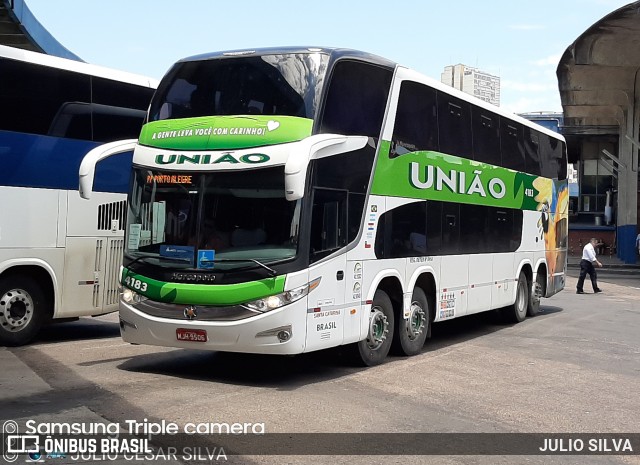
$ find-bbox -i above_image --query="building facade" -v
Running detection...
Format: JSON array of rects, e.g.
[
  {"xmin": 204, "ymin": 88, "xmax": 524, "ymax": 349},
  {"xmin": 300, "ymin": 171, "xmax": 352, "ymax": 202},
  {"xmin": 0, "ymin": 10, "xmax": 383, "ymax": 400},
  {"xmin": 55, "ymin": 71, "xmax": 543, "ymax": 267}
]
[{"xmin": 441, "ymin": 64, "xmax": 500, "ymax": 106}]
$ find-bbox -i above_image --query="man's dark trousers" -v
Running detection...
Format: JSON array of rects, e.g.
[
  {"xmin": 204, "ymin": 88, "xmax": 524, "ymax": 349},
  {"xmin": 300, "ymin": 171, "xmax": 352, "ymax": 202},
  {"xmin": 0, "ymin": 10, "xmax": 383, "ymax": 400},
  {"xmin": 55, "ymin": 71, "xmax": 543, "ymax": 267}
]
[{"xmin": 576, "ymin": 259, "xmax": 598, "ymax": 292}]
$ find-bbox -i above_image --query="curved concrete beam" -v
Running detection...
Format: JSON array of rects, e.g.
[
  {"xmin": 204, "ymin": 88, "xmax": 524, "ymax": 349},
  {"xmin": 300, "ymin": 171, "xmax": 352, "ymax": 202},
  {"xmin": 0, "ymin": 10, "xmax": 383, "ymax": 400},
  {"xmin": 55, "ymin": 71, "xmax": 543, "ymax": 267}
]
[
  {"xmin": 0, "ymin": 0, "xmax": 81, "ymax": 61},
  {"xmin": 557, "ymin": 2, "xmax": 640, "ymax": 121}
]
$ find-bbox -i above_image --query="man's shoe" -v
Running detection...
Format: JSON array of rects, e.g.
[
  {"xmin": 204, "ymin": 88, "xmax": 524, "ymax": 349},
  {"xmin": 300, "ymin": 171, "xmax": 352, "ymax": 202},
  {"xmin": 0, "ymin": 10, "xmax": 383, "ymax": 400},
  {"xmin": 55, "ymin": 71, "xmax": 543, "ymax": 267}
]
[
  {"xmin": 576, "ymin": 290, "xmax": 584, "ymax": 294},
  {"xmin": 594, "ymin": 288, "xmax": 603, "ymax": 293}
]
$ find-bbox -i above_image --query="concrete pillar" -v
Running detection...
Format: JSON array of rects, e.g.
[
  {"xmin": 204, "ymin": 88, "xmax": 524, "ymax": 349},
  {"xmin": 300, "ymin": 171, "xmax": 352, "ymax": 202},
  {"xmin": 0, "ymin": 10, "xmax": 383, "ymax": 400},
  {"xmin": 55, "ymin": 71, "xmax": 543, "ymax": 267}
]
[{"xmin": 617, "ymin": 100, "xmax": 639, "ymax": 263}]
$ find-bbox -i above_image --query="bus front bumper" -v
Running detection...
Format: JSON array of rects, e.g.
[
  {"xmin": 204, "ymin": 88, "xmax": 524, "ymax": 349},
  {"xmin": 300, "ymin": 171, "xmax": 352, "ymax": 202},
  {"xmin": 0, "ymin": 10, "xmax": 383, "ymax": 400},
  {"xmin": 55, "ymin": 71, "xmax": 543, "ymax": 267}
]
[{"xmin": 118, "ymin": 298, "xmax": 306, "ymax": 355}]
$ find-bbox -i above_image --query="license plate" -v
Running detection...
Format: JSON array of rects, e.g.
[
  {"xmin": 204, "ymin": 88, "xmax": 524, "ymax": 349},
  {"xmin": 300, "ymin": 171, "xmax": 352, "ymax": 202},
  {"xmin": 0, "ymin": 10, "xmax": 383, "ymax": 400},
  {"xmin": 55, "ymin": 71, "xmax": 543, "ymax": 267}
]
[{"xmin": 176, "ymin": 328, "xmax": 207, "ymax": 342}]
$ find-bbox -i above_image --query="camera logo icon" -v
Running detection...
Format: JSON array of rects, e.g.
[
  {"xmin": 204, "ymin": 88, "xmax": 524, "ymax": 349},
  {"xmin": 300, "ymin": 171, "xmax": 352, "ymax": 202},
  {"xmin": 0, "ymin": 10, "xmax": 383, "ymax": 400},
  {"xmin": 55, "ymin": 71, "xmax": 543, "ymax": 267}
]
[
  {"xmin": 2, "ymin": 420, "xmax": 19, "ymax": 463},
  {"xmin": 2, "ymin": 421, "xmax": 40, "ymax": 463}
]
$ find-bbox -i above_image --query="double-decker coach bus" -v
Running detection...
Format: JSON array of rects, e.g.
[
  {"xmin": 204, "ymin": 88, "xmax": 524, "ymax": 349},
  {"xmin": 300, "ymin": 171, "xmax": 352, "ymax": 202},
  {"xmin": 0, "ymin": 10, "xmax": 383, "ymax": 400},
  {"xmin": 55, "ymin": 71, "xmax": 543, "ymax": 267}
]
[
  {"xmin": 0, "ymin": 44, "xmax": 157, "ymax": 346},
  {"xmin": 79, "ymin": 47, "xmax": 568, "ymax": 366}
]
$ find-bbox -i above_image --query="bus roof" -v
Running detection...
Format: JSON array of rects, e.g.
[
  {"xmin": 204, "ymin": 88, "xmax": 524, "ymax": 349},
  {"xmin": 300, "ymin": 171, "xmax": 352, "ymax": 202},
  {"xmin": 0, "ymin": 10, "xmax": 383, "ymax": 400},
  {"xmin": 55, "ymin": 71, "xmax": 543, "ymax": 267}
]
[
  {"xmin": 179, "ymin": 46, "xmax": 397, "ymax": 69},
  {"xmin": 175, "ymin": 46, "xmax": 564, "ymax": 143},
  {"xmin": 0, "ymin": 43, "xmax": 158, "ymax": 89}
]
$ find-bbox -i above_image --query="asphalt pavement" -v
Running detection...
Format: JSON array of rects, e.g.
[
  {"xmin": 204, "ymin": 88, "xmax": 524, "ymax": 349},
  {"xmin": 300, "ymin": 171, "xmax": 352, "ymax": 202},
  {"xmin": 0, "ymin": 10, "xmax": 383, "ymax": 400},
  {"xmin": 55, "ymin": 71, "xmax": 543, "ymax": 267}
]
[{"xmin": 2, "ymin": 273, "xmax": 640, "ymax": 465}]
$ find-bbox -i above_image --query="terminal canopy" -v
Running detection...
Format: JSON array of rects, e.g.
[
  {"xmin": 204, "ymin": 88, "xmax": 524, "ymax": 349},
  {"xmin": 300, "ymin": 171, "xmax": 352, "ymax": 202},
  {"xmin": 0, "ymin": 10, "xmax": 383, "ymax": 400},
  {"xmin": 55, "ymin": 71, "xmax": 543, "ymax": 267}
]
[
  {"xmin": 0, "ymin": 0, "xmax": 80, "ymax": 60},
  {"xmin": 557, "ymin": 2, "xmax": 640, "ymax": 162}
]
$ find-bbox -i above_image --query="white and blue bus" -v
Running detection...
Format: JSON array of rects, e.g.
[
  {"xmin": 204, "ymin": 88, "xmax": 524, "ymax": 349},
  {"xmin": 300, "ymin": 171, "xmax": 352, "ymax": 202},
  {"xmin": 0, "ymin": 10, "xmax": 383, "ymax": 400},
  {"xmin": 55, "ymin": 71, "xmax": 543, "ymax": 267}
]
[
  {"xmin": 0, "ymin": 44, "xmax": 157, "ymax": 346},
  {"xmin": 80, "ymin": 47, "xmax": 568, "ymax": 366}
]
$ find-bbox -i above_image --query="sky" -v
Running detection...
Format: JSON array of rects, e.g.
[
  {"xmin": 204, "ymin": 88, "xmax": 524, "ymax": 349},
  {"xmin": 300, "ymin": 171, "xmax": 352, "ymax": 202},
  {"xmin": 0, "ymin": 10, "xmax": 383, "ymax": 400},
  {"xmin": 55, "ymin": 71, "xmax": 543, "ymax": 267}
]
[{"xmin": 25, "ymin": 0, "xmax": 633, "ymax": 114}]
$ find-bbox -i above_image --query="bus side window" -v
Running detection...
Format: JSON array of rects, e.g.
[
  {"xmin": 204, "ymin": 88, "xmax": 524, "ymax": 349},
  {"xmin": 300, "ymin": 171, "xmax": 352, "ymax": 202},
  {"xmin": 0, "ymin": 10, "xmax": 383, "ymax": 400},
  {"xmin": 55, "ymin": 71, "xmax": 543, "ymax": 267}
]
[
  {"xmin": 390, "ymin": 81, "xmax": 439, "ymax": 158},
  {"xmin": 47, "ymin": 102, "xmax": 92, "ymax": 139},
  {"xmin": 426, "ymin": 200, "xmax": 443, "ymax": 255},
  {"xmin": 489, "ymin": 208, "xmax": 510, "ymax": 252},
  {"xmin": 441, "ymin": 202, "xmax": 460, "ymax": 255},
  {"xmin": 500, "ymin": 118, "xmax": 525, "ymax": 173},
  {"xmin": 511, "ymin": 209, "xmax": 524, "ymax": 250},
  {"xmin": 309, "ymin": 187, "xmax": 347, "ymax": 262},
  {"xmin": 525, "ymin": 128, "xmax": 541, "ymax": 176},
  {"xmin": 318, "ymin": 60, "xmax": 392, "ymax": 138},
  {"xmin": 459, "ymin": 203, "xmax": 490, "ymax": 253},
  {"xmin": 0, "ymin": 57, "xmax": 91, "ymax": 138},
  {"xmin": 385, "ymin": 202, "xmax": 427, "ymax": 258},
  {"xmin": 348, "ymin": 192, "xmax": 366, "ymax": 243},
  {"xmin": 310, "ymin": 142, "xmax": 375, "ymax": 255},
  {"xmin": 92, "ymin": 76, "xmax": 154, "ymax": 116},
  {"xmin": 539, "ymin": 133, "xmax": 566, "ymax": 180},
  {"xmin": 437, "ymin": 93, "xmax": 472, "ymax": 159},
  {"xmin": 557, "ymin": 141, "xmax": 568, "ymax": 181},
  {"xmin": 374, "ymin": 212, "xmax": 388, "ymax": 259},
  {"xmin": 471, "ymin": 108, "xmax": 500, "ymax": 166}
]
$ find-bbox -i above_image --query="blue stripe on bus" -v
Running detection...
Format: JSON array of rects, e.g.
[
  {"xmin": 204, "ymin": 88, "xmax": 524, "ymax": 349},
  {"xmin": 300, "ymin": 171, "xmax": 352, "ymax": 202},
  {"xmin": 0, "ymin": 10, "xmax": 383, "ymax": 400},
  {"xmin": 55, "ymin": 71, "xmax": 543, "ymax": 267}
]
[{"xmin": 0, "ymin": 130, "xmax": 133, "ymax": 193}]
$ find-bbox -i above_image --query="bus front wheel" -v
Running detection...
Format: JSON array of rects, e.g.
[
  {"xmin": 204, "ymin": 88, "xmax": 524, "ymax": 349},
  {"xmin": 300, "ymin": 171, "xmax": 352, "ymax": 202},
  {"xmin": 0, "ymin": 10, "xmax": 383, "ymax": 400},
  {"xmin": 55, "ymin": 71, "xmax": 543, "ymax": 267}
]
[
  {"xmin": 353, "ymin": 290, "xmax": 395, "ymax": 366},
  {"xmin": 0, "ymin": 275, "xmax": 50, "ymax": 346},
  {"xmin": 503, "ymin": 272, "xmax": 529, "ymax": 323},
  {"xmin": 393, "ymin": 287, "xmax": 429, "ymax": 356}
]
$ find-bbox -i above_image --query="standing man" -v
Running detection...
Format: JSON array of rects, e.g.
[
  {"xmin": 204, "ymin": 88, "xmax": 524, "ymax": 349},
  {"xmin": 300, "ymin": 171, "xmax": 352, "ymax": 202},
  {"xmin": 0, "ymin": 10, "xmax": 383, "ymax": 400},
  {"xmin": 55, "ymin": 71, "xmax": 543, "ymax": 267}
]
[{"xmin": 576, "ymin": 238, "xmax": 603, "ymax": 294}]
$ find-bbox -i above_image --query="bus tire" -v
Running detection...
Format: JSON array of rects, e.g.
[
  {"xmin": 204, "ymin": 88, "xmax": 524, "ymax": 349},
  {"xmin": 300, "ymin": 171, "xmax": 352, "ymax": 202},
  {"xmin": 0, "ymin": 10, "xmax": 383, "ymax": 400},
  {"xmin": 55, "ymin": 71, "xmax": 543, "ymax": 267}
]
[
  {"xmin": 527, "ymin": 272, "xmax": 544, "ymax": 317},
  {"xmin": 393, "ymin": 287, "xmax": 429, "ymax": 356},
  {"xmin": 503, "ymin": 272, "xmax": 528, "ymax": 323},
  {"xmin": 0, "ymin": 275, "xmax": 50, "ymax": 346},
  {"xmin": 352, "ymin": 290, "xmax": 395, "ymax": 366}
]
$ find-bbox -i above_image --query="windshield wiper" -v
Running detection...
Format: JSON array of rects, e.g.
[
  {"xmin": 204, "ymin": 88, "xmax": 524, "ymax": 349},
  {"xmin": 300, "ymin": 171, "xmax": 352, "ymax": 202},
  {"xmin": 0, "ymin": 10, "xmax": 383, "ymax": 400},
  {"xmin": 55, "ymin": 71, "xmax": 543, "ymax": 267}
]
[
  {"xmin": 212, "ymin": 258, "xmax": 277, "ymax": 276},
  {"xmin": 125, "ymin": 254, "xmax": 152, "ymax": 268},
  {"xmin": 126, "ymin": 253, "xmax": 193, "ymax": 268},
  {"xmin": 126, "ymin": 254, "xmax": 278, "ymax": 276}
]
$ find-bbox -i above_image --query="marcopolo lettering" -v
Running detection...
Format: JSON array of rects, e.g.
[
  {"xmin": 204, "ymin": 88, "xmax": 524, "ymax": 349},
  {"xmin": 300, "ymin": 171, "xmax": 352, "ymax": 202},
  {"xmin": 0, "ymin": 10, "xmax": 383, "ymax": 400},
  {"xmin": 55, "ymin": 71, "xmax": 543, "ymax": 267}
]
[
  {"xmin": 155, "ymin": 153, "xmax": 270, "ymax": 165},
  {"xmin": 171, "ymin": 272, "xmax": 216, "ymax": 282},
  {"xmin": 409, "ymin": 162, "xmax": 506, "ymax": 199}
]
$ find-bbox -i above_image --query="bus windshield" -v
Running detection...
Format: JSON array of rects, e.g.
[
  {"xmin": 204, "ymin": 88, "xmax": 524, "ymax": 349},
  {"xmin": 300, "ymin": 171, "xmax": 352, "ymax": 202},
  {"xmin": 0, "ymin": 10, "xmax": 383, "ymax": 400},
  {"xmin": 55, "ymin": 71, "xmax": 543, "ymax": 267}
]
[
  {"xmin": 148, "ymin": 52, "xmax": 329, "ymax": 122},
  {"xmin": 125, "ymin": 166, "xmax": 301, "ymax": 272}
]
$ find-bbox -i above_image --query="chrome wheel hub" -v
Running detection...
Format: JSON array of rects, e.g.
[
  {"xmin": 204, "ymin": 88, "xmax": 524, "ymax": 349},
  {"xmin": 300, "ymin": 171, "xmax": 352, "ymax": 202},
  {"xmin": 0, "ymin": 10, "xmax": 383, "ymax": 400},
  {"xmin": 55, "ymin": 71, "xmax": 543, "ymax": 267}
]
[
  {"xmin": 517, "ymin": 282, "xmax": 527, "ymax": 314},
  {"xmin": 366, "ymin": 307, "xmax": 389, "ymax": 350},
  {"xmin": 0, "ymin": 288, "xmax": 34, "ymax": 333},
  {"xmin": 406, "ymin": 301, "xmax": 426, "ymax": 341},
  {"xmin": 531, "ymin": 282, "xmax": 542, "ymax": 306}
]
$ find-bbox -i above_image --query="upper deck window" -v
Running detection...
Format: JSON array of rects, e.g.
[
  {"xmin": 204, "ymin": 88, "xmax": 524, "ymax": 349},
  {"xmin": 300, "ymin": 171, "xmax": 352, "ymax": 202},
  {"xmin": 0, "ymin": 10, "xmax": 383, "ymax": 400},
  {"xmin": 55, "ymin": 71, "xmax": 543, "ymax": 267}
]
[
  {"xmin": 149, "ymin": 53, "xmax": 329, "ymax": 122},
  {"xmin": 318, "ymin": 60, "xmax": 392, "ymax": 138},
  {"xmin": 390, "ymin": 81, "xmax": 439, "ymax": 157}
]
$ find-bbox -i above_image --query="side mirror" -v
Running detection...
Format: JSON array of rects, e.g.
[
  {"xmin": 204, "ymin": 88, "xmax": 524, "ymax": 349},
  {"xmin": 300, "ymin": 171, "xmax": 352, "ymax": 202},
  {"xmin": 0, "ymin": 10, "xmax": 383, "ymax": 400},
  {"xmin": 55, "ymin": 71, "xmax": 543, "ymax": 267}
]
[
  {"xmin": 79, "ymin": 139, "xmax": 138, "ymax": 199},
  {"xmin": 284, "ymin": 134, "xmax": 368, "ymax": 201}
]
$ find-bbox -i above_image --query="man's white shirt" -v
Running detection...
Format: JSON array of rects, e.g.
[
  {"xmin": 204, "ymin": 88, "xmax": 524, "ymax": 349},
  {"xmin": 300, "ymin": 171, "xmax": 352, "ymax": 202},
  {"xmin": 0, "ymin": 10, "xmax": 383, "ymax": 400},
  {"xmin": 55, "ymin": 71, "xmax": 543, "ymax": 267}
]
[{"xmin": 582, "ymin": 242, "xmax": 597, "ymax": 262}]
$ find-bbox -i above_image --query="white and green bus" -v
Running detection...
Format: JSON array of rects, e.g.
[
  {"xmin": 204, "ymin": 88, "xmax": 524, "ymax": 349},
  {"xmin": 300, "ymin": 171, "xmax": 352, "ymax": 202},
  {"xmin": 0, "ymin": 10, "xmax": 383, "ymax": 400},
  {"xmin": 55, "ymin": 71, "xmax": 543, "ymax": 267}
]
[{"xmin": 80, "ymin": 47, "xmax": 568, "ymax": 366}]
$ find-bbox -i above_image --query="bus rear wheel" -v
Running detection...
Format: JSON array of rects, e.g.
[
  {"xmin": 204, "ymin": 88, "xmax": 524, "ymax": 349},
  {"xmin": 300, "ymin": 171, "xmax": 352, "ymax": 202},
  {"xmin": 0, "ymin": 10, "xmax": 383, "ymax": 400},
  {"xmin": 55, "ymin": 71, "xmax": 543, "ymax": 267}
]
[
  {"xmin": 352, "ymin": 290, "xmax": 395, "ymax": 366},
  {"xmin": 0, "ymin": 275, "xmax": 50, "ymax": 346},
  {"xmin": 503, "ymin": 272, "xmax": 528, "ymax": 323},
  {"xmin": 527, "ymin": 272, "xmax": 544, "ymax": 317},
  {"xmin": 393, "ymin": 287, "xmax": 429, "ymax": 356}
]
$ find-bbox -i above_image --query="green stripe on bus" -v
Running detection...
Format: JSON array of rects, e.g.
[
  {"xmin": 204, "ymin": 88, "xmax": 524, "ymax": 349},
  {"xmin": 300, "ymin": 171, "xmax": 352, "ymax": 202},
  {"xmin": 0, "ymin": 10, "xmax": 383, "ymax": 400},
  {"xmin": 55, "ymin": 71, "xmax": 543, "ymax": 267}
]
[
  {"xmin": 371, "ymin": 140, "xmax": 544, "ymax": 211},
  {"xmin": 138, "ymin": 115, "xmax": 313, "ymax": 150},
  {"xmin": 121, "ymin": 268, "xmax": 286, "ymax": 306}
]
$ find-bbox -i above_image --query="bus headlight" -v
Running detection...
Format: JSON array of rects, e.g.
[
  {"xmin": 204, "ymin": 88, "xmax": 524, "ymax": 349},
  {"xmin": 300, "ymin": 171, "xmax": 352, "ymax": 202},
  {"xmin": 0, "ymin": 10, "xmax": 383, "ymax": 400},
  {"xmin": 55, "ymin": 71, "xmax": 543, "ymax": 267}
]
[
  {"xmin": 122, "ymin": 288, "xmax": 147, "ymax": 304},
  {"xmin": 243, "ymin": 278, "xmax": 320, "ymax": 313}
]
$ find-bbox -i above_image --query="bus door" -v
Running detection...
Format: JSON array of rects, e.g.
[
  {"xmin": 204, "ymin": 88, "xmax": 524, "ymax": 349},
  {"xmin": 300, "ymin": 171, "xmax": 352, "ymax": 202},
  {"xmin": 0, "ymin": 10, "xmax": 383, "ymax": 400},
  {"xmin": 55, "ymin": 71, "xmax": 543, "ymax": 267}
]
[{"xmin": 305, "ymin": 187, "xmax": 348, "ymax": 351}]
